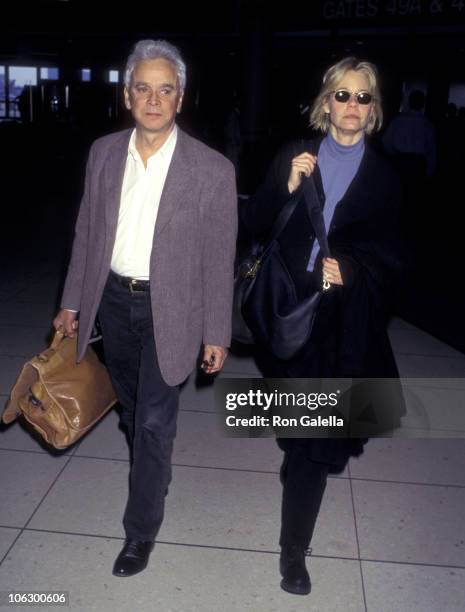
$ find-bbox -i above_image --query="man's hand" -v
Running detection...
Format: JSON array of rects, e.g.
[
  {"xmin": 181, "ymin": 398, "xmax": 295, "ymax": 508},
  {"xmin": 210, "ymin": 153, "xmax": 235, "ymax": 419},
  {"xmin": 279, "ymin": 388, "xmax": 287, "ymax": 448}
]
[
  {"xmin": 288, "ymin": 152, "xmax": 317, "ymax": 194},
  {"xmin": 52, "ymin": 309, "xmax": 79, "ymax": 337},
  {"xmin": 201, "ymin": 344, "xmax": 228, "ymax": 374},
  {"xmin": 322, "ymin": 257, "xmax": 344, "ymax": 286}
]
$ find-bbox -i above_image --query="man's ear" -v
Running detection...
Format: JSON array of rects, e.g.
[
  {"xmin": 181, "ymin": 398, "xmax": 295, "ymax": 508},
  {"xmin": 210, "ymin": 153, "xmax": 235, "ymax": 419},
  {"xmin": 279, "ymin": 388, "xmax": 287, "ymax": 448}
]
[
  {"xmin": 124, "ymin": 87, "xmax": 132, "ymax": 110},
  {"xmin": 177, "ymin": 92, "xmax": 184, "ymax": 114}
]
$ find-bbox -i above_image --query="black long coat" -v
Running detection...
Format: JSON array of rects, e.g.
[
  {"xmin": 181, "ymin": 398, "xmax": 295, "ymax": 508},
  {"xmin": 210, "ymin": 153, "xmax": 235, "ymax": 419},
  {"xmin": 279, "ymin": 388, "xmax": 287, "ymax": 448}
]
[{"xmin": 242, "ymin": 137, "xmax": 406, "ymax": 466}]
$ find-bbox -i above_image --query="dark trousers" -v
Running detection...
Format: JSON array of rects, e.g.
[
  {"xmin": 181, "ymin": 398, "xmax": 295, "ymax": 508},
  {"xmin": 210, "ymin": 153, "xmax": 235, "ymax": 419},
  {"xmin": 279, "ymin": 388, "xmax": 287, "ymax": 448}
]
[
  {"xmin": 255, "ymin": 349, "xmax": 332, "ymax": 550},
  {"xmin": 278, "ymin": 439, "xmax": 329, "ymax": 549},
  {"xmin": 98, "ymin": 272, "xmax": 179, "ymax": 541}
]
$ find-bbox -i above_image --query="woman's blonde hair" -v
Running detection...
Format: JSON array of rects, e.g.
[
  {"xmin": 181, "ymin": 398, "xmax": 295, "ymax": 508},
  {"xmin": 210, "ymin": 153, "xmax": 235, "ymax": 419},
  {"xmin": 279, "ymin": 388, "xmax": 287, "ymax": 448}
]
[{"xmin": 310, "ymin": 57, "xmax": 382, "ymax": 134}]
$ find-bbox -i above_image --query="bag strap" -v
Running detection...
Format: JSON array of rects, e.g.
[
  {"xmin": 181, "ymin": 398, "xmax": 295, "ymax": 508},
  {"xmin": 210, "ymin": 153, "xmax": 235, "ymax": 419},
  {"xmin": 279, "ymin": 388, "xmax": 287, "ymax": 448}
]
[
  {"xmin": 301, "ymin": 174, "xmax": 330, "ymax": 258},
  {"xmin": 264, "ymin": 192, "xmax": 300, "ymax": 244},
  {"xmin": 263, "ymin": 168, "xmax": 330, "ymax": 261},
  {"xmin": 261, "ymin": 142, "xmax": 311, "ymax": 246}
]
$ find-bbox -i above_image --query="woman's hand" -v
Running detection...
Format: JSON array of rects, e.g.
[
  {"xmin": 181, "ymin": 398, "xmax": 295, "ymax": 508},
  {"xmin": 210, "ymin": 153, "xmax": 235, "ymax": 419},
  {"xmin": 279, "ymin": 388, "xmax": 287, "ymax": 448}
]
[
  {"xmin": 322, "ymin": 257, "xmax": 343, "ymax": 286},
  {"xmin": 288, "ymin": 153, "xmax": 317, "ymax": 194}
]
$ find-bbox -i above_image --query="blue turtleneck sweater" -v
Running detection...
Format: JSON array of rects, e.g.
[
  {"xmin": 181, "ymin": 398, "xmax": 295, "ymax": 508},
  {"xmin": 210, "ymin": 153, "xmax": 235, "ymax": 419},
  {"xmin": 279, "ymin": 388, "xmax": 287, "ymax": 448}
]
[{"xmin": 307, "ymin": 132, "xmax": 365, "ymax": 271}]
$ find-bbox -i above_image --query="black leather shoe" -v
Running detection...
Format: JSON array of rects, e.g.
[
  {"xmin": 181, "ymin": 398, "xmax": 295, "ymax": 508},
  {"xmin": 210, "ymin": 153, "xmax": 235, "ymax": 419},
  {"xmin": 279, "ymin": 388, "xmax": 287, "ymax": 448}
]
[
  {"xmin": 279, "ymin": 545, "xmax": 311, "ymax": 595},
  {"xmin": 112, "ymin": 539, "xmax": 154, "ymax": 577}
]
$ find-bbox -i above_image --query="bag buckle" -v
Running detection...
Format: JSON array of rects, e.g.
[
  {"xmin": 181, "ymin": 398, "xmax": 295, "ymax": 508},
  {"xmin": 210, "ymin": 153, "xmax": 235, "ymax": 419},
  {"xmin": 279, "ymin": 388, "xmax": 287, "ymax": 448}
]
[{"xmin": 245, "ymin": 259, "xmax": 261, "ymax": 279}]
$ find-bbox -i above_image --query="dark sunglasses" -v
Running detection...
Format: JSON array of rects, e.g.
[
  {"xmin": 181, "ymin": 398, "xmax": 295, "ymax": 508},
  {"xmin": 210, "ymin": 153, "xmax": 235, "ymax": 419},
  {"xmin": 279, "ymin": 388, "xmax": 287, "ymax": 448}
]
[{"xmin": 332, "ymin": 89, "xmax": 374, "ymax": 105}]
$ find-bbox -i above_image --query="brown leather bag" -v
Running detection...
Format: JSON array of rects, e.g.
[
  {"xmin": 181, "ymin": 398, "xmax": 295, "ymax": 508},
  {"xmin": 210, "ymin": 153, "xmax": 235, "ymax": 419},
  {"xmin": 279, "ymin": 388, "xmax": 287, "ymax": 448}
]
[{"xmin": 2, "ymin": 329, "xmax": 117, "ymax": 449}]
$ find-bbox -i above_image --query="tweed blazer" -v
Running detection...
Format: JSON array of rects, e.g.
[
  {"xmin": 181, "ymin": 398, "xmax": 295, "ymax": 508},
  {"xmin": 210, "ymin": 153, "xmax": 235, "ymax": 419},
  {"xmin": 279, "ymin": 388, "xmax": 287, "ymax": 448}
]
[{"xmin": 60, "ymin": 127, "xmax": 237, "ymax": 386}]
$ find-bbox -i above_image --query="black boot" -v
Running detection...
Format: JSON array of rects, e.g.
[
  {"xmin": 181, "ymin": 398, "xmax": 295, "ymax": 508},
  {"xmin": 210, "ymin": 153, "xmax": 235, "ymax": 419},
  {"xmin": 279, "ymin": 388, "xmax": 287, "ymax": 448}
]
[{"xmin": 279, "ymin": 544, "xmax": 311, "ymax": 595}]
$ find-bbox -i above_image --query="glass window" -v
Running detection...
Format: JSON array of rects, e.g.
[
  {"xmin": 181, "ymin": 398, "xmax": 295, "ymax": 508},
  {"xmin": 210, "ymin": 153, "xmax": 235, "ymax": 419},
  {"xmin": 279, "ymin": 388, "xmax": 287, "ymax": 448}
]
[
  {"xmin": 0, "ymin": 66, "xmax": 5, "ymax": 118},
  {"xmin": 448, "ymin": 83, "xmax": 465, "ymax": 108},
  {"xmin": 81, "ymin": 68, "xmax": 91, "ymax": 82},
  {"xmin": 40, "ymin": 67, "xmax": 59, "ymax": 80},
  {"xmin": 0, "ymin": 66, "xmax": 5, "ymax": 96},
  {"xmin": 9, "ymin": 66, "xmax": 38, "ymax": 100},
  {"xmin": 109, "ymin": 70, "xmax": 119, "ymax": 83},
  {"xmin": 8, "ymin": 66, "xmax": 38, "ymax": 118}
]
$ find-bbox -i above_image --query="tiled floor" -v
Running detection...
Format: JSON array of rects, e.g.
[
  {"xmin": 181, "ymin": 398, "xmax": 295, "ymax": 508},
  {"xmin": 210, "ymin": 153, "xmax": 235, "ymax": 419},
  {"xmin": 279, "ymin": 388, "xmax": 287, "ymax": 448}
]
[{"xmin": 1, "ymin": 256, "xmax": 465, "ymax": 611}]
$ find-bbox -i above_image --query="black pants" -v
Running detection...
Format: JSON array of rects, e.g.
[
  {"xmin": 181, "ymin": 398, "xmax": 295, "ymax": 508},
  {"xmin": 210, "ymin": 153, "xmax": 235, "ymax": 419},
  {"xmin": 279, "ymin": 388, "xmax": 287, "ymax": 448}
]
[
  {"xmin": 278, "ymin": 439, "xmax": 329, "ymax": 549},
  {"xmin": 98, "ymin": 272, "xmax": 179, "ymax": 541},
  {"xmin": 255, "ymin": 348, "xmax": 339, "ymax": 551}
]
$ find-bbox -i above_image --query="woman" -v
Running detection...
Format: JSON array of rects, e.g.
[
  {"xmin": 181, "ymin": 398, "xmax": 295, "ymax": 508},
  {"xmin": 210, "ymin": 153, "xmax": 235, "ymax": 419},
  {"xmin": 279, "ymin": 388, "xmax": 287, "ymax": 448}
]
[{"xmin": 242, "ymin": 57, "xmax": 404, "ymax": 596}]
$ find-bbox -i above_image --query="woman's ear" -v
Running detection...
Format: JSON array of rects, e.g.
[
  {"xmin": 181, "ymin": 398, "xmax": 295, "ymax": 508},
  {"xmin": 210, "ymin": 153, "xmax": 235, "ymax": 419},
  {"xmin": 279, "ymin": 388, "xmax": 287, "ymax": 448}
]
[{"xmin": 322, "ymin": 96, "xmax": 330, "ymax": 115}]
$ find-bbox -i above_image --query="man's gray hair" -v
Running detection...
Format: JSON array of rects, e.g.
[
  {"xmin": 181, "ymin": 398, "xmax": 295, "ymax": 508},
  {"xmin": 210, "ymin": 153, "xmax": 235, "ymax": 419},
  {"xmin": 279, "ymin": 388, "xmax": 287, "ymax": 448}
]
[{"xmin": 124, "ymin": 39, "xmax": 186, "ymax": 91}]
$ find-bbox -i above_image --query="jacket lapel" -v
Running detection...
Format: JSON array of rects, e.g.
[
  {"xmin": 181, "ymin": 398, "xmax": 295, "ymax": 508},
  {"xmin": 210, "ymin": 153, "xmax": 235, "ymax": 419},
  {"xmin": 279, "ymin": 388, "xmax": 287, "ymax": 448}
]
[
  {"xmin": 154, "ymin": 128, "xmax": 196, "ymax": 239},
  {"xmin": 102, "ymin": 127, "xmax": 196, "ymax": 246},
  {"xmin": 104, "ymin": 129, "xmax": 131, "ymax": 240},
  {"xmin": 330, "ymin": 145, "xmax": 372, "ymax": 232}
]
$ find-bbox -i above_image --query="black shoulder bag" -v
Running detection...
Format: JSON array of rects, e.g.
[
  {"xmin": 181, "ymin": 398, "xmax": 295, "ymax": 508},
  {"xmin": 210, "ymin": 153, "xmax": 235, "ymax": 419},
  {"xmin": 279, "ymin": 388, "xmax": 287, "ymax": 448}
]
[{"xmin": 232, "ymin": 174, "xmax": 330, "ymax": 360}]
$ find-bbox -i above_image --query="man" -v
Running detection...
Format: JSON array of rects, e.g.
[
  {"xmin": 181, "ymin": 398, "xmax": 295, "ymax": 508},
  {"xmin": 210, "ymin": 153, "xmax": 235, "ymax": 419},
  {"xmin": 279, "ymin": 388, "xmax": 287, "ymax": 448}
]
[
  {"xmin": 382, "ymin": 88, "xmax": 436, "ymax": 238},
  {"xmin": 53, "ymin": 39, "xmax": 237, "ymax": 577},
  {"xmin": 383, "ymin": 89, "xmax": 436, "ymax": 177}
]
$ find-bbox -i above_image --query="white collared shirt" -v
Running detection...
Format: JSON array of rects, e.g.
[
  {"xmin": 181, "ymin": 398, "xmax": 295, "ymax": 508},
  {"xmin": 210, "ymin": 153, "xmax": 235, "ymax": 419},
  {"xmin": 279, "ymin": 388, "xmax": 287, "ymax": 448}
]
[{"xmin": 110, "ymin": 126, "xmax": 178, "ymax": 279}]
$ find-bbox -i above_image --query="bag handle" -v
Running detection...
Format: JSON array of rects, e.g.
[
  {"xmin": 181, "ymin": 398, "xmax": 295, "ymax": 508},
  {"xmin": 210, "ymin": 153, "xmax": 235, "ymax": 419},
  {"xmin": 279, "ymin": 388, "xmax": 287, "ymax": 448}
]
[
  {"xmin": 263, "ymin": 171, "xmax": 330, "ymax": 264},
  {"xmin": 37, "ymin": 328, "xmax": 66, "ymax": 362},
  {"xmin": 258, "ymin": 141, "xmax": 312, "ymax": 247},
  {"xmin": 265, "ymin": 140, "xmax": 329, "ymax": 251},
  {"xmin": 50, "ymin": 328, "xmax": 65, "ymax": 350}
]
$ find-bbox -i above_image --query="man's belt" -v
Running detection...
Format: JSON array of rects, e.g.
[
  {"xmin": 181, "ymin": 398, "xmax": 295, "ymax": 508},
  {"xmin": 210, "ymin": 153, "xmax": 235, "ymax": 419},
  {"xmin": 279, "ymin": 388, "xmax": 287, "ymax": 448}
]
[{"xmin": 110, "ymin": 271, "xmax": 150, "ymax": 293}]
